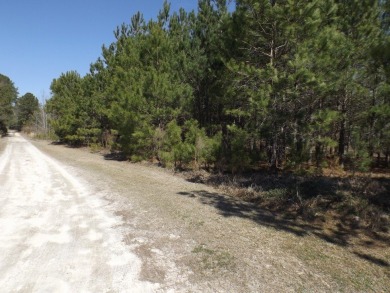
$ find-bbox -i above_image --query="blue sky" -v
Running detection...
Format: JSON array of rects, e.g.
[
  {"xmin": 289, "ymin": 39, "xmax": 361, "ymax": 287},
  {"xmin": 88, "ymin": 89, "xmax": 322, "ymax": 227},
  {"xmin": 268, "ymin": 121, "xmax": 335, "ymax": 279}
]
[{"xmin": 0, "ymin": 1, "xmax": 207, "ymax": 103}]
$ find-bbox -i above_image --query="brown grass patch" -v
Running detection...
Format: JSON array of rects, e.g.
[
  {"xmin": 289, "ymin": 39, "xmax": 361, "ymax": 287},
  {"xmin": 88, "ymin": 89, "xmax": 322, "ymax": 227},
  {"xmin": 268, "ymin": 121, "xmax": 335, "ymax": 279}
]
[{"xmin": 181, "ymin": 169, "xmax": 390, "ymax": 250}]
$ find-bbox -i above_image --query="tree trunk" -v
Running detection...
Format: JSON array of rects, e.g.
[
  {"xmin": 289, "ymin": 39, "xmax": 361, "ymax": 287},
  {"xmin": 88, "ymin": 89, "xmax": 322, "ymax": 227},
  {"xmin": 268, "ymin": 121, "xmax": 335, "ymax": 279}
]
[
  {"xmin": 268, "ymin": 136, "xmax": 278, "ymax": 171},
  {"xmin": 338, "ymin": 96, "xmax": 347, "ymax": 166},
  {"xmin": 338, "ymin": 117, "xmax": 346, "ymax": 166},
  {"xmin": 368, "ymin": 88, "xmax": 377, "ymax": 157},
  {"xmin": 315, "ymin": 142, "xmax": 322, "ymax": 168}
]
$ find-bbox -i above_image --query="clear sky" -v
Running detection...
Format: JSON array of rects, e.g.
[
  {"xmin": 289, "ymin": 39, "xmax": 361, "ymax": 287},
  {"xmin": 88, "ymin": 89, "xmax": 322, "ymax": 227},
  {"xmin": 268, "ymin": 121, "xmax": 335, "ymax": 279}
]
[{"xmin": 0, "ymin": 0, "xmax": 203, "ymax": 103}]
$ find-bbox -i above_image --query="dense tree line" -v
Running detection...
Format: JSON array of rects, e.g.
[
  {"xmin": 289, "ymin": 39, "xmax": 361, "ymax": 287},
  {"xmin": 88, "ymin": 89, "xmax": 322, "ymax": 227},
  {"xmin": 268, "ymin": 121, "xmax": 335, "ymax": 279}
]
[
  {"xmin": 0, "ymin": 74, "xmax": 18, "ymax": 134},
  {"xmin": 45, "ymin": 0, "xmax": 390, "ymax": 172},
  {"xmin": 14, "ymin": 92, "xmax": 40, "ymax": 131},
  {"xmin": 0, "ymin": 73, "xmax": 40, "ymax": 134}
]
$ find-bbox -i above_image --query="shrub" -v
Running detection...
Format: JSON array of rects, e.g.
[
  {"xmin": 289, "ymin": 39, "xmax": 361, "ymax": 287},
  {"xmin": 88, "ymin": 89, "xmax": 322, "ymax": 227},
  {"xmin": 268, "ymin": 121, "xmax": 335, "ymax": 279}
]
[{"xmin": 226, "ymin": 124, "xmax": 251, "ymax": 172}]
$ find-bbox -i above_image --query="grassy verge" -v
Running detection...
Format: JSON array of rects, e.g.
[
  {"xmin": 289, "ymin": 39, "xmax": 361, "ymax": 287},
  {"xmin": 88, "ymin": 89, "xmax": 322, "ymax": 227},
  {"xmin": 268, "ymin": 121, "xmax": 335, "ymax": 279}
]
[
  {"xmin": 182, "ymin": 170, "xmax": 390, "ymax": 246},
  {"xmin": 181, "ymin": 170, "xmax": 390, "ymax": 291}
]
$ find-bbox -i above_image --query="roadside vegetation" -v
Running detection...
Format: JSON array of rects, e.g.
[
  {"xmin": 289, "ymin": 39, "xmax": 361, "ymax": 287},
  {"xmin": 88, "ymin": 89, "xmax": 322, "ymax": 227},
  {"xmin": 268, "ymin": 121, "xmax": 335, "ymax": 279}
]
[
  {"xmin": 42, "ymin": 0, "xmax": 390, "ymax": 174},
  {"xmin": 40, "ymin": 0, "xmax": 390, "ymax": 237},
  {"xmin": 0, "ymin": 74, "xmax": 17, "ymax": 136},
  {"xmin": 0, "ymin": 73, "xmax": 48, "ymax": 137},
  {"xmin": 181, "ymin": 168, "xmax": 389, "ymax": 235},
  {"xmin": 1, "ymin": 0, "xmax": 389, "ymax": 284}
]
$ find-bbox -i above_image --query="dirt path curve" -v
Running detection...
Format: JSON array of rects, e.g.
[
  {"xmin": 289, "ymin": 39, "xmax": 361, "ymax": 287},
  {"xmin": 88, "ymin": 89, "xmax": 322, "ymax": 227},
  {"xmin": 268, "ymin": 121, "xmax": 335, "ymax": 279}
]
[{"xmin": 0, "ymin": 134, "xmax": 157, "ymax": 292}]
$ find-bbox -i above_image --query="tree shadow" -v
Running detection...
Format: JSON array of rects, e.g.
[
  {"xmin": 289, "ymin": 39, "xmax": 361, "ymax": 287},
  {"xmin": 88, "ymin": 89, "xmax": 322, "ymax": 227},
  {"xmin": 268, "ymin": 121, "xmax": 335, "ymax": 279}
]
[
  {"xmin": 50, "ymin": 141, "xmax": 66, "ymax": 146},
  {"xmin": 353, "ymin": 251, "xmax": 390, "ymax": 267},
  {"xmin": 103, "ymin": 152, "xmax": 128, "ymax": 161},
  {"xmin": 178, "ymin": 190, "xmax": 314, "ymax": 238},
  {"xmin": 177, "ymin": 188, "xmax": 390, "ymax": 254},
  {"xmin": 185, "ymin": 171, "xmax": 390, "ymax": 212},
  {"xmin": 50, "ymin": 141, "xmax": 87, "ymax": 149}
]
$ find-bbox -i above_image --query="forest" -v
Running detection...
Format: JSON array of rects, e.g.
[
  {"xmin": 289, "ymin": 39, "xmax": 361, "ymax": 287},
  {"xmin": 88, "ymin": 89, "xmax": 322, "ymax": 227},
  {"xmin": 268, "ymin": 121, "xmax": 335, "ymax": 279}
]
[
  {"xmin": 0, "ymin": 73, "xmax": 40, "ymax": 135},
  {"xmin": 3, "ymin": 0, "xmax": 390, "ymax": 174}
]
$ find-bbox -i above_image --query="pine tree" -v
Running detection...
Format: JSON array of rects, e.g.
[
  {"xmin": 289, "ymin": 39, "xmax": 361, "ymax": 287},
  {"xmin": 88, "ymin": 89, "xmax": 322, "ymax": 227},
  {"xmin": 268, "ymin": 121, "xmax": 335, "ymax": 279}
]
[
  {"xmin": 227, "ymin": 0, "xmax": 328, "ymax": 169},
  {"xmin": 0, "ymin": 73, "xmax": 18, "ymax": 134},
  {"xmin": 15, "ymin": 93, "xmax": 39, "ymax": 131}
]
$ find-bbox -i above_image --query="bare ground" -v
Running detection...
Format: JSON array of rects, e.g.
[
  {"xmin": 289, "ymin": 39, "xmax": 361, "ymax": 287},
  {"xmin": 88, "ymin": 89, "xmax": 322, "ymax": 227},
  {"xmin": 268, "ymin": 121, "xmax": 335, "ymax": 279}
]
[{"xmin": 3, "ymin": 135, "xmax": 389, "ymax": 292}]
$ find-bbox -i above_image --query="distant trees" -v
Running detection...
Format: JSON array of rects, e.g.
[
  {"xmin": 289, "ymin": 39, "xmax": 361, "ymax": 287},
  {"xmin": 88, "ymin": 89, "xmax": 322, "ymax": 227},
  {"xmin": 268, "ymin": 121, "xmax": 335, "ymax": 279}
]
[
  {"xmin": 45, "ymin": 0, "xmax": 390, "ymax": 171},
  {"xmin": 0, "ymin": 74, "xmax": 49, "ymax": 136},
  {"xmin": 0, "ymin": 74, "xmax": 43, "ymax": 135},
  {"xmin": 0, "ymin": 73, "xmax": 18, "ymax": 135},
  {"xmin": 14, "ymin": 92, "xmax": 39, "ymax": 131}
]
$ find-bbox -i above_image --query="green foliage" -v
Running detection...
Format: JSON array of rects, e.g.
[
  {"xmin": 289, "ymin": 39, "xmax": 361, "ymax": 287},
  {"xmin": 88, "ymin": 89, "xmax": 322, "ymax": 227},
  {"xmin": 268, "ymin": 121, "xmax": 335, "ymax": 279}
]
[
  {"xmin": 15, "ymin": 92, "xmax": 39, "ymax": 130},
  {"xmin": 159, "ymin": 120, "xmax": 191, "ymax": 168},
  {"xmin": 0, "ymin": 73, "xmax": 18, "ymax": 133},
  {"xmin": 129, "ymin": 121, "xmax": 155, "ymax": 161},
  {"xmin": 46, "ymin": 71, "xmax": 83, "ymax": 142},
  {"xmin": 183, "ymin": 119, "xmax": 222, "ymax": 168},
  {"xmin": 65, "ymin": 128, "xmax": 101, "ymax": 146},
  {"xmin": 202, "ymin": 132, "xmax": 222, "ymax": 167},
  {"xmin": 346, "ymin": 130, "xmax": 373, "ymax": 173},
  {"xmin": 43, "ymin": 1, "xmax": 390, "ymax": 173},
  {"xmin": 226, "ymin": 124, "xmax": 251, "ymax": 172},
  {"xmin": 46, "ymin": 71, "xmax": 103, "ymax": 146},
  {"xmin": 157, "ymin": 119, "xmax": 222, "ymax": 169}
]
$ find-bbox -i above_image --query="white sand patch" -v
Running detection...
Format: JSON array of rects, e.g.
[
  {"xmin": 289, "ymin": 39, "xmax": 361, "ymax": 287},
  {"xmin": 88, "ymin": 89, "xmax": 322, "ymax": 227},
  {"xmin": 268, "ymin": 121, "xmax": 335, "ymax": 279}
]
[
  {"xmin": 21, "ymin": 248, "xmax": 33, "ymax": 259},
  {"xmin": 32, "ymin": 277, "xmax": 71, "ymax": 293},
  {"xmin": 77, "ymin": 249, "xmax": 92, "ymax": 256},
  {"xmin": 107, "ymin": 252, "xmax": 133, "ymax": 266},
  {"xmin": 29, "ymin": 230, "xmax": 72, "ymax": 247},
  {"xmin": 86, "ymin": 229, "xmax": 103, "ymax": 241},
  {"xmin": 78, "ymin": 221, "xmax": 88, "ymax": 229}
]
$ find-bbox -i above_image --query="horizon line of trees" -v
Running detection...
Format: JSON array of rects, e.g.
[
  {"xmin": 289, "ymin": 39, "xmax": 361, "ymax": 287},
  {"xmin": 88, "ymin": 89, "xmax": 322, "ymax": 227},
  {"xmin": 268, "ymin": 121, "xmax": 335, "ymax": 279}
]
[
  {"xmin": 39, "ymin": 0, "xmax": 390, "ymax": 172},
  {"xmin": 0, "ymin": 73, "xmax": 44, "ymax": 135}
]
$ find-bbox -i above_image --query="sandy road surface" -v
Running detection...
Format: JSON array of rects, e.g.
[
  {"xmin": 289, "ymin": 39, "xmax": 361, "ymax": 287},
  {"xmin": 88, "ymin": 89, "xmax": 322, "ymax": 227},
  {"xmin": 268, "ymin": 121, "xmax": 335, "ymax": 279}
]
[{"xmin": 0, "ymin": 134, "xmax": 157, "ymax": 292}]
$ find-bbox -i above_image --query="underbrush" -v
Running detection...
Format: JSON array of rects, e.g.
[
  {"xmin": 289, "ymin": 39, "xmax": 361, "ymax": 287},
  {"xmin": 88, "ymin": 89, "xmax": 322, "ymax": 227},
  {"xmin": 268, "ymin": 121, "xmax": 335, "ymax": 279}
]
[
  {"xmin": 183, "ymin": 170, "xmax": 390, "ymax": 235},
  {"xmin": 29, "ymin": 132, "xmax": 58, "ymax": 141}
]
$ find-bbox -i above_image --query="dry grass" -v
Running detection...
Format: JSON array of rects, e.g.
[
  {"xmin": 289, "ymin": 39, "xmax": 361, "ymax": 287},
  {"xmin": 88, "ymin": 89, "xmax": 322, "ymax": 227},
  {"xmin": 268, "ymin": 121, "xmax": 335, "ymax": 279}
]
[
  {"xmin": 183, "ymin": 169, "xmax": 390, "ymax": 231},
  {"xmin": 191, "ymin": 244, "xmax": 236, "ymax": 272}
]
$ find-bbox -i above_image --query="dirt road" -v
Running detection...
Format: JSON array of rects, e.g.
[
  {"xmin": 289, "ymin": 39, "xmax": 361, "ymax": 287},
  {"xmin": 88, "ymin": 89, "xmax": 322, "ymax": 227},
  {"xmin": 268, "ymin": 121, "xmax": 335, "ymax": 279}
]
[
  {"xmin": 0, "ymin": 134, "xmax": 388, "ymax": 292},
  {"xmin": 0, "ymin": 134, "xmax": 157, "ymax": 292}
]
